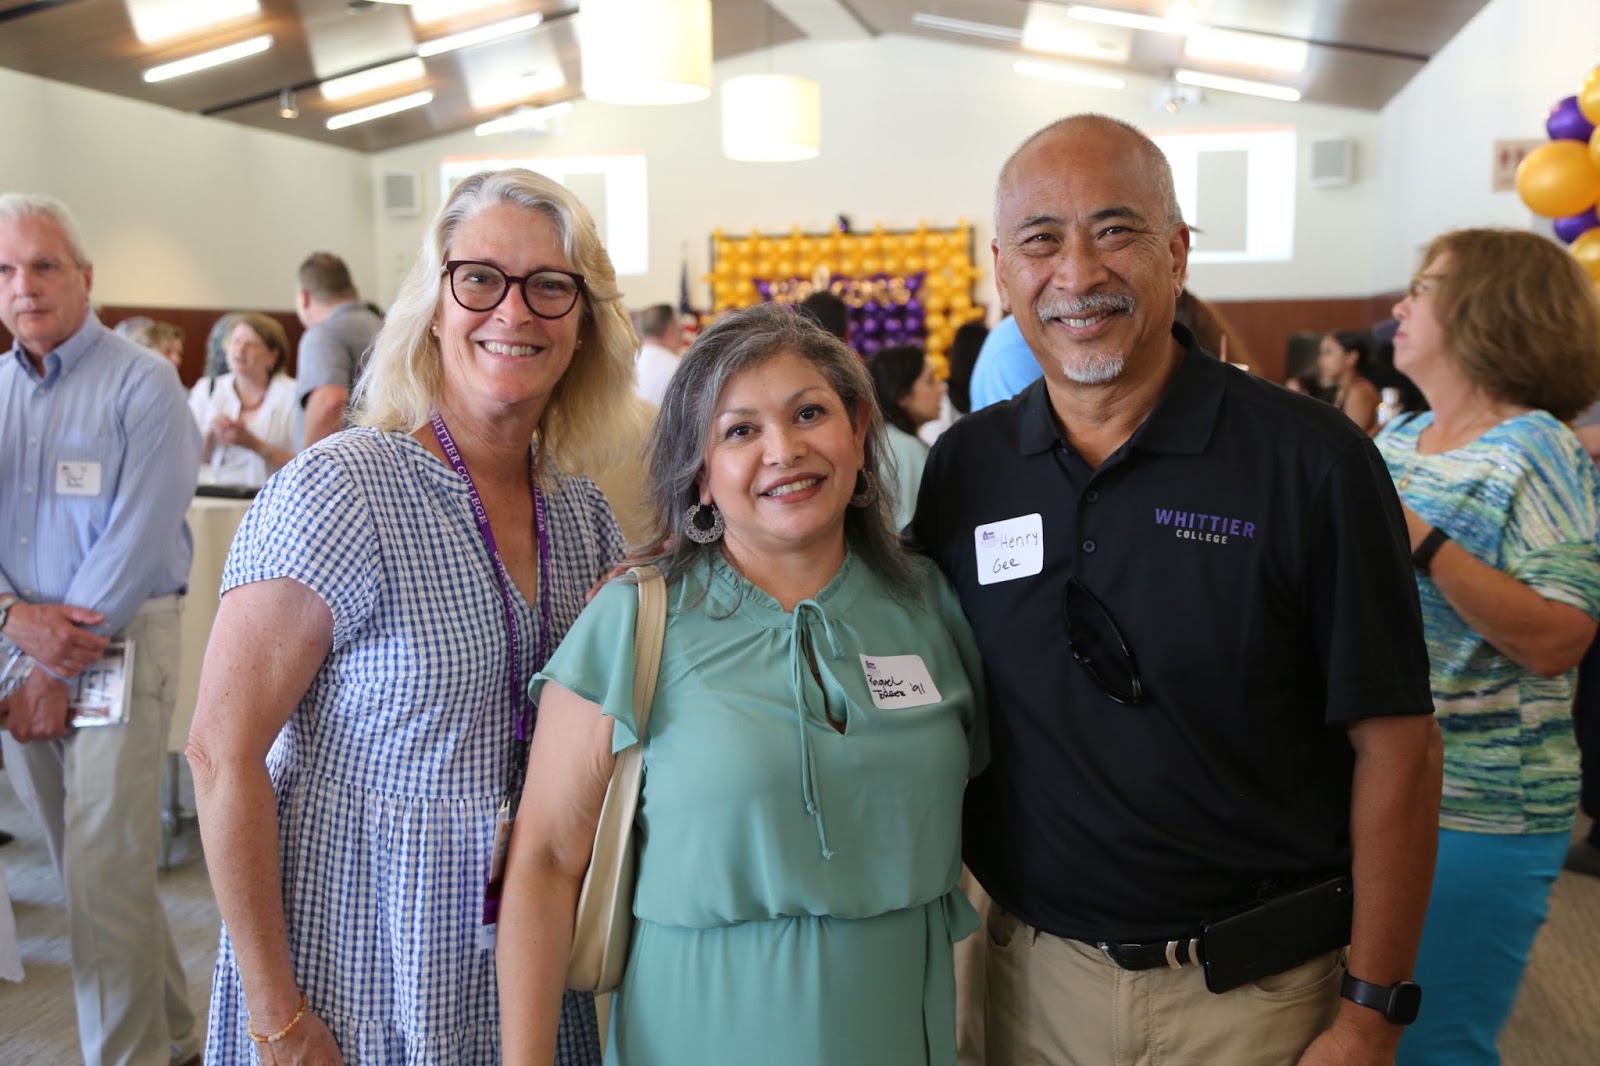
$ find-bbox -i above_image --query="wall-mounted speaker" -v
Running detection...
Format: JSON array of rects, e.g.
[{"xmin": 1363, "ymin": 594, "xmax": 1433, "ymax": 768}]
[
  {"xmin": 381, "ymin": 170, "xmax": 421, "ymax": 218},
  {"xmin": 1309, "ymin": 136, "xmax": 1353, "ymax": 187}
]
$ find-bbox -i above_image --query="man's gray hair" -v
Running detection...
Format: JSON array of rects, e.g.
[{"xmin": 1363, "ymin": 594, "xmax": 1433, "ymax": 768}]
[
  {"xmin": 0, "ymin": 193, "xmax": 92, "ymax": 267},
  {"xmin": 993, "ymin": 114, "xmax": 1183, "ymax": 233}
]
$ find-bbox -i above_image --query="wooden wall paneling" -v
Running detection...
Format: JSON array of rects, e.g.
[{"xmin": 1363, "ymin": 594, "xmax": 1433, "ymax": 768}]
[
  {"xmin": 1209, "ymin": 296, "xmax": 1399, "ymax": 383},
  {"xmin": 0, "ymin": 306, "xmax": 304, "ymax": 387}
]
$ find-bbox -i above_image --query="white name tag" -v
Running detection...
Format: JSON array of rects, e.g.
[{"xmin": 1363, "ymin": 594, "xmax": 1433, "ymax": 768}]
[
  {"xmin": 56, "ymin": 461, "xmax": 102, "ymax": 496},
  {"xmin": 974, "ymin": 513, "xmax": 1044, "ymax": 585},
  {"xmin": 859, "ymin": 654, "xmax": 941, "ymax": 710}
]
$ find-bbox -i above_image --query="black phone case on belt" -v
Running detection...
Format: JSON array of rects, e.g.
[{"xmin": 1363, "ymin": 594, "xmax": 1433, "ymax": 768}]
[{"xmin": 1200, "ymin": 874, "xmax": 1353, "ymax": 994}]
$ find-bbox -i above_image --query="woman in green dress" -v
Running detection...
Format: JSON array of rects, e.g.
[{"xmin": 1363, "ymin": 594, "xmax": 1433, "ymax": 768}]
[{"xmin": 497, "ymin": 303, "xmax": 987, "ymax": 1065}]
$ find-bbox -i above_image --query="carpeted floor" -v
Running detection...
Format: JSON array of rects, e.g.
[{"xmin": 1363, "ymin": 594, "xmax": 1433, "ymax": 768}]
[{"xmin": 0, "ymin": 768, "xmax": 1596, "ymax": 1063}]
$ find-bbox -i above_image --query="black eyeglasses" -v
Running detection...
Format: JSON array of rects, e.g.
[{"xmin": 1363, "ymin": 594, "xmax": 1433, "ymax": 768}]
[
  {"xmin": 1062, "ymin": 578, "xmax": 1148, "ymax": 706},
  {"xmin": 442, "ymin": 260, "xmax": 586, "ymax": 319}
]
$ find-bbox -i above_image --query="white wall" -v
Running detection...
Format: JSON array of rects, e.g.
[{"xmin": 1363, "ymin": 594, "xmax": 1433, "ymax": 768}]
[
  {"xmin": 1376, "ymin": 0, "xmax": 1600, "ymax": 288},
  {"xmin": 373, "ymin": 34, "xmax": 1383, "ymax": 313},
  {"xmin": 0, "ymin": 66, "xmax": 376, "ymax": 310}
]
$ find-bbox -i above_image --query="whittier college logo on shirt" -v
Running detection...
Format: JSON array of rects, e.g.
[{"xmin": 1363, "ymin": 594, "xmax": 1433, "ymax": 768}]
[{"xmin": 1154, "ymin": 506, "xmax": 1258, "ymax": 545}]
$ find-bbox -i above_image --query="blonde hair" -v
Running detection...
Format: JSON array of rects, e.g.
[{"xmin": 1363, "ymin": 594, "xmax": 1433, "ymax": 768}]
[
  {"xmin": 1422, "ymin": 228, "xmax": 1600, "ymax": 422},
  {"xmin": 352, "ymin": 169, "xmax": 638, "ymax": 484}
]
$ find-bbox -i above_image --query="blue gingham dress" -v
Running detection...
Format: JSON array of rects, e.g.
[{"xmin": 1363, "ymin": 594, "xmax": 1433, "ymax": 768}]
[{"xmin": 205, "ymin": 428, "xmax": 622, "ymax": 1065}]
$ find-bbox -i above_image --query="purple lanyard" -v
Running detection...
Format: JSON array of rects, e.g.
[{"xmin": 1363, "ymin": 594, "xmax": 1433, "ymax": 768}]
[{"xmin": 430, "ymin": 413, "xmax": 552, "ymax": 742}]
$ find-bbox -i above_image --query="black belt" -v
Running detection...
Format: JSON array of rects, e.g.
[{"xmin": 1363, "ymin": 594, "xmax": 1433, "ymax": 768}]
[{"xmin": 1097, "ymin": 935, "xmax": 1205, "ymax": 971}]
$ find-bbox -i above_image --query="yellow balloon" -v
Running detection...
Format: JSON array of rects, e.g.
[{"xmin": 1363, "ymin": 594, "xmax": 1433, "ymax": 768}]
[
  {"xmin": 925, "ymin": 312, "xmax": 947, "ymax": 333},
  {"xmin": 776, "ymin": 259, "xmax": 797, "ymax": 278},
  {"xmin": 1582, "ymin": 68, "xmax": 1600, "ymax": 125},
  {"xmin": 863, "ymin": 256, "xmax": 883, "ymax": 274},
  {"xmin": 923, "ymin": 290, "xmax": 948, "ymax": 312},
  {"xmin": 839, "ymin": 257, "xmax": 860, "ymax": 276},
  {"xmin": 904, "ymin": 255, "xmax": 925, "ymax": 274},
  {"xmin": 713, "ymin": 259, "xmax": 734, "ymax": 278},
  {"xmin": 1571, "ymin": 227, "xmax": 1600, "ymax": 281},
  {"xmin": 1516, "ymin": 140, "xmax": 1600, "ymax": 217},
  {"xmin": 776, "ymin": 238, "xmax": 796, "ymax": 257},
  {"xmin": 882, "ymin": 255, "xmax": 903, "ymax": 275},
  {"xmin": 754, "ymin": 258, "xmax": 775, "ymax": 278}
]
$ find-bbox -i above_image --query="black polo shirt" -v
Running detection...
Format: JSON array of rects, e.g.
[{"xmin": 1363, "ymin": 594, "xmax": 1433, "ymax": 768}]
[{"xmin": 912, "ymin": 325, "xmax": 1433, "ymax": 943}]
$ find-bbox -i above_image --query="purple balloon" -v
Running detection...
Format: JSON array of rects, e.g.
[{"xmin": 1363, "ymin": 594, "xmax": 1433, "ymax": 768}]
[
  {"xmin": 884, "ymin": 315, "xmax": 903, "ymax": 333},
  {"xmin": 1554, "ymin": 208, "xmax": 1600, "ymax": 244},
  {"xmin": 754, "ymin": 280, "xmax": 772, "ymax": 300},
  {"xmin": 1547, "ymin": 96, "xmax": 1595, "ymax": 143},
  {"xmin": 859, "ymin": 315, "xmax": 882, "ymax": 335},
  {"xmin": 859, "ymin": 337, "xmax": 883, "ymax": 356}
]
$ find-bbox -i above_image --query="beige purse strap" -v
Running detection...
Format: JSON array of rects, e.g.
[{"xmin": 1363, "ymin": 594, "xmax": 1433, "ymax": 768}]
[{"xmin": 627, "ymin": 564, "xmax": 667, "ymax": 738}]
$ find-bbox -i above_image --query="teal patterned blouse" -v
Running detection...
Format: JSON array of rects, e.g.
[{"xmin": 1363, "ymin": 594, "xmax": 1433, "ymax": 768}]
[{"xmin": 1377, "ymin": 411, "xmax": 1600, "ymax": 834}]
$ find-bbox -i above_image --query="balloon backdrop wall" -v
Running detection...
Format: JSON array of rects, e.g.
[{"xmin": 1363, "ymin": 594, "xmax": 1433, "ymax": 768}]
[
  {"xmin": 1518, "ymin": 68, "xmax": 1600, "ymax": 288},
  {"xmin": 705, "ymin": 221, "xmax": 986, "ymax": 372}
]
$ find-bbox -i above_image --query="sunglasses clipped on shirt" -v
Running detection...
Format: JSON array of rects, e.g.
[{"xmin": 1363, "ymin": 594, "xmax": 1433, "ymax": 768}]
[{"xmin": 1061, "ymin": 578, "xmax": 1149, "ymax": 706}]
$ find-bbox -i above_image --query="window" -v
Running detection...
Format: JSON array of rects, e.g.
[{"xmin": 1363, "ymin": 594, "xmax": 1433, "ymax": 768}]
[
  {"xmin": 439, "ymin": 153, "xmax": 649, "ymax": 276},
  {"xmin": 1150, "ymin": 126, "xmax": 1296, "ymax": 264}
]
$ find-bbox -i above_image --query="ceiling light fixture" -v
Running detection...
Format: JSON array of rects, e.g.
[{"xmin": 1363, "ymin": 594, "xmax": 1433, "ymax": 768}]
[
  {"xmin": 475, "ymin": 101, "xmax": 575, "ymax": 136},
  {"xmin": 580, "ymin": 0, "xmax": 712, "ymax": 106},
  {"xmin": 909, "ymin": 13, "xmax": 1022, "ymax": 43},
  {"xmin": 1174, "ymin": 69, "xmax": 1301, "ymax": 101},
  {"xmin": 416, "ymin": 13, "xmax": 545, "ymax": 58},
  {"xmin": 1066, "ymin": 4, "xmax": 1193, "ymax": 36},
  {"xmin": 722, "ymin": 74, "xmax": 821, "ymax": 162},
  {"xmin": 278, "ymin": 88, "xmax": 298, "ymax": 119},
  {"xmin": 319, "ymin": 57, "xmax": 428, "ymax": 101},
  {"xmin": 326, "ymin": 90, "xmax": 434, "ymax": 129},
  {"xmin": 1012, "ymin": 60, "xmax": 1126, "ymax": 90},
  {"xmin": 1183, "ymin": 28, "xmax": 1309, "ymax": 72},
  {"xmin": 142, "ymin": 35, "xmax": 274, "ymax": 83},
  {"xmin": 469, "ymin": 68, "xmax": 568, "ymax": 111},
  {"xmin": 128, "ymin": 0, "xmax": 261, "ymax": 45},
  {"xmin": 410, "ymin": 0, "xmax": 504, "ymax": 21}
]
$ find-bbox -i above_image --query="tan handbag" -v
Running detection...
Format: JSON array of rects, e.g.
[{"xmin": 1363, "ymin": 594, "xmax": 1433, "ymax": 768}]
[{"xmin": 565, "ymin": 564, "xmax": 666, "ymax": 993}]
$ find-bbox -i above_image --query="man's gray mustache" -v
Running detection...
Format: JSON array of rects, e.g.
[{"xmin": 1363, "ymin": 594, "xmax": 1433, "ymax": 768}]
[{"xmin": 1036, "ymin": 293, "xmax": 1135, "ymax": 322}]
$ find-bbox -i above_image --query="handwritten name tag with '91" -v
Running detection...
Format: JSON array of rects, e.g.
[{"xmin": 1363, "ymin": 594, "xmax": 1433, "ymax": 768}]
[
  {"xmin": 974, "ymin": 513, "xmax": 1043, "ymax": 585},
  {"xmin": 859, "ymin": 654, "xmax": 941, "ymax": 710}
]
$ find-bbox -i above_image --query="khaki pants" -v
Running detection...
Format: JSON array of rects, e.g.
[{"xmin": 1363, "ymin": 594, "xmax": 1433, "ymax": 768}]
[
  {"xmin": 984, "ymin": 904, "xmax": 1342, "ymax": 1066},
  {"xmin": 1, "ymin": 601, "xmax": 198, "ymax": 1066},
  {"xmin": 954, "ymin": 867, "xmax": 991, "ymax": 1066}
]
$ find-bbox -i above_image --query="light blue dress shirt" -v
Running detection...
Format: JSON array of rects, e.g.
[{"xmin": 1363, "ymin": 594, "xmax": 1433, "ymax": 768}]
[
  {"xmin": 967, "ymin": 315, "xmax": 1042, "ymax": 410},
  {"xmin": 0, "ymin": 314, "xmax": 200, "ymax": 635}
]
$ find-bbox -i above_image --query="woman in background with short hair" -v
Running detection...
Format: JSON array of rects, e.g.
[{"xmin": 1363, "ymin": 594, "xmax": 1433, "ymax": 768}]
[{"xmin": 1377, "ymin": 227, "xmax": 1600, "ymax": 1066}]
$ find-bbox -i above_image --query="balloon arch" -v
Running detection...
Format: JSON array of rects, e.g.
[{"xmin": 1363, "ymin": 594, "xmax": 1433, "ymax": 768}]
[
  {"xmin": 1516, "ymin": 68, "xmax": 1600, "ymax": 280},
  {"xmin": 704, "ymin": 222, "xmax": 987, "ymax": 372}
]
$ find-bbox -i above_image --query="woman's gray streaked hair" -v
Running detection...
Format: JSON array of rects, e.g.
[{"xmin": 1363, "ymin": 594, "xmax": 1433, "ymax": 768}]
[
  {"xmin": 639, "ymin": 302, "xmax": 924, "ymax": 598},
  {"xmin": 351, "ymin": 168, "xmax": 637, "ymax": 485}
]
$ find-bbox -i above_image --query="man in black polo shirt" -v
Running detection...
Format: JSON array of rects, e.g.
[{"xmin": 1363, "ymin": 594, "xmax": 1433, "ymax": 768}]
[{"xmin": 913, "ymin": 114, "xmax": 1442, "ymax": 1065}]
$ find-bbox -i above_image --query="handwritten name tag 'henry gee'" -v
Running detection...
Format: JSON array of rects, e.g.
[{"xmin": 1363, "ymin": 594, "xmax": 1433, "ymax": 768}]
[
  {"xmin": 859, "ymin": 654, "xmax": 942, "ymax": 710},
  {"xmin": 974, "ymin": 513, "xmax": 1043, "ymax": 586}
]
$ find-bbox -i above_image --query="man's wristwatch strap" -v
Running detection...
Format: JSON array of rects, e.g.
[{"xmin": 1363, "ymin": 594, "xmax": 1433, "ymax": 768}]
[
  {"xmin": 1340, "ymin": 972, "xmax": 1422, "ymax": 1025},
  {"xmin": 1411, "ymin": 527, "xmax": 1451, "ymax": 575}
]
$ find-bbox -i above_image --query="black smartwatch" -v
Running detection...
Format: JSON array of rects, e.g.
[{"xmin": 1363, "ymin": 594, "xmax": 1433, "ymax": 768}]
[
  {"xmin": 1341, "ymin": 972, "xmax": 1422, "ymax": 1025},
  {"xmin": 1411, "ymin": 527, "xmax": 1451, "ymax": 575}
]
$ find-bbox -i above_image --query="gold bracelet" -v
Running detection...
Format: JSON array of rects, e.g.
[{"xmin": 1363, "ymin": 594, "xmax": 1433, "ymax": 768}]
[{"xmin": 247, "ymin": 990, "xmax": 309, "ymax": 1044}]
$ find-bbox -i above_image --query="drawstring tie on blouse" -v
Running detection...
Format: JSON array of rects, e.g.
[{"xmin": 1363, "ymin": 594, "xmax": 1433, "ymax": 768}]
[{"xmin": 790, "ymin": 599, "xmax": 843, "ymax": 860}]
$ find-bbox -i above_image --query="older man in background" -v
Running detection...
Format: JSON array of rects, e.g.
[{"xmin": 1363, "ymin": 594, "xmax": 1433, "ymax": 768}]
[{"xmin": 0, "ymin": 193, "xmax": 201, "ymax": 1066}]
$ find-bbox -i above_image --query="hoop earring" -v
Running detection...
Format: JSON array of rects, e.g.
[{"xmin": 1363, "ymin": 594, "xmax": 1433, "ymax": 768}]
[
  {"xmin": 850, "ymin": 470, "xmax": 878, "ymax": 508},
  {"xmin": 683, "ymin": 502, "xmax": 725, "ymax": 544}
]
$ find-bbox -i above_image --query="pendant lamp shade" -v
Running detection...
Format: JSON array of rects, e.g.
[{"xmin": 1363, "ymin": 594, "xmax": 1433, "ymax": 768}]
[
  {"xmin": 721, "ymin": 74, "xmax": 822, "ymax": 162},
  {"xmin": 580, "ymin": 0, "xmax": 712, "ymax": 105}
]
